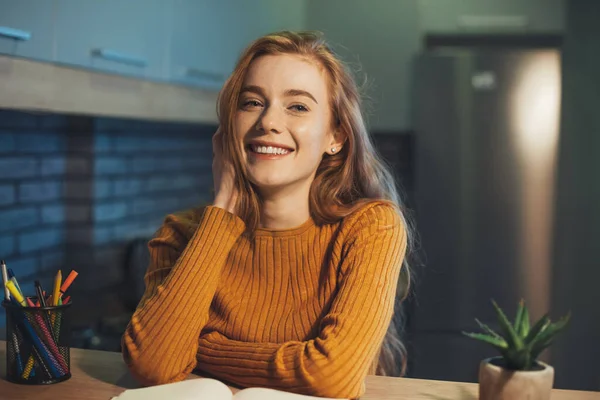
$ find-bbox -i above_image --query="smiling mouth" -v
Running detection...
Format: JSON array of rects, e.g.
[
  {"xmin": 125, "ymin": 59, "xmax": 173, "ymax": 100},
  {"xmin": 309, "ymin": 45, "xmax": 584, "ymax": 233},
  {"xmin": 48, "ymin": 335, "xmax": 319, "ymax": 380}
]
[{"xmin": 247, "ymin": 144, "xmax": 294, "ymax": 155}]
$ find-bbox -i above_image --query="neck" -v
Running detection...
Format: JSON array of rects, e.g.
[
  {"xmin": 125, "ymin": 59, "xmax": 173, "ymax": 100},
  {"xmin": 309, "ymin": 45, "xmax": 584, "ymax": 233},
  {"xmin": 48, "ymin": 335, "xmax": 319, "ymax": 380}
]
[{"xmin": 257, "ymin": 184, "xmax": 311, "ymax": 230}]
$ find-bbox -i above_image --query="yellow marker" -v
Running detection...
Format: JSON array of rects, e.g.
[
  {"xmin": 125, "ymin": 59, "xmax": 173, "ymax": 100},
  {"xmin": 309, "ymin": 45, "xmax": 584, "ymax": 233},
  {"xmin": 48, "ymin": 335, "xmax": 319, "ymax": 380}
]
[
  {"xmin": 52, "ymin": 270, "xmax": 62, "ymax": 306},
  {"xmin": 6, "ymin": 281, "xmax": 25, "ymax": 306},
  {"xmin": 21, "ymin": 356, "xmax": 35, "ymax": 379},
  {"xmin": 9, "ymin": 277, "xmax": 22, "ymax": 296}
]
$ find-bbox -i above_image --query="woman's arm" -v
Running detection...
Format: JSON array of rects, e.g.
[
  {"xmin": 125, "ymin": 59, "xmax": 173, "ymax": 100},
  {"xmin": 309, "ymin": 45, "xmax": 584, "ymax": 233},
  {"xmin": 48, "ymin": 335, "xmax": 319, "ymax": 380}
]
[
  {"xmin": 195, "ymin": 204, "xmax": 407, "ymax": 399},
  {"xmin": 122, "ymin": 206, "xmax": 245, "ymax": 385}
]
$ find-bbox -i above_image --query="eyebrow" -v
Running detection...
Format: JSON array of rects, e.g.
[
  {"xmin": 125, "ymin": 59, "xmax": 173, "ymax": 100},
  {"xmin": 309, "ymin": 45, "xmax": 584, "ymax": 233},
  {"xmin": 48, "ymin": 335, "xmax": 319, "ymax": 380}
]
[
  {"xmin": 240, "ymin": 85, "xmax": 318, "ymax": 104},
  {"xmin": 284, "ymin": 89, "xmax": 318, "ymax": 104}
]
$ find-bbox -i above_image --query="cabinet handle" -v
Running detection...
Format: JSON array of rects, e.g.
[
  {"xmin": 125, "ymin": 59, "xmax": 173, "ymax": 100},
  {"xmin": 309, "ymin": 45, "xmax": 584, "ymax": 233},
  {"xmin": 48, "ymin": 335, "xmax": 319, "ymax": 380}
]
[
  {"xmin": 91, "ymin": 48, "xmax": 148, "ymax": 67},
  {"xmin": 183, "ymin": 68, "xmax": 224, "ymax": 89},
  {"xmin": 184, "ymin": 68, "xmax": 224, "ymax": 82},
  {"xmin": 0, "ymin": 26, "xmax": 32, "ymax": 41}
]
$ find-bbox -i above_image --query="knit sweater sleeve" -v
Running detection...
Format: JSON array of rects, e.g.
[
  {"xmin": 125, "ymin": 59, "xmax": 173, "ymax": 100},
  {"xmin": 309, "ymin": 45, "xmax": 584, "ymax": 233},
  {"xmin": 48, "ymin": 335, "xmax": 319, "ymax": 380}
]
[
  {"xmin": 195, "ymin": 203, "xmax": 408, "ymax": 399},
  {"xmin": 121, "ymin": 206, "xmax": 246, "ymax": 386}
]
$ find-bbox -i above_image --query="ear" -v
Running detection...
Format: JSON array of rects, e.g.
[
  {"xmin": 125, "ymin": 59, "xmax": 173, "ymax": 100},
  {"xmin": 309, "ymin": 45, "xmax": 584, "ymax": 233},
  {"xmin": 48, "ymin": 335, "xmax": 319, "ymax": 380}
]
[{"xmin": 326, "ymin": 129, "xmax": 347, "ymax": 155}]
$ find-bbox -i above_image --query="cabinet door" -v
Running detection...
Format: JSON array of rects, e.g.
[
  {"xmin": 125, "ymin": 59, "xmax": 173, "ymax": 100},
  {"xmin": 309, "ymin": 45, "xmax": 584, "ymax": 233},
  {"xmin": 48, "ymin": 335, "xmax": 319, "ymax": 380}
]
[
  {"xmin": 0, "ymin": 0, "xmax": 55, "ymax": 61},
  {"xmin": 168, "ymin": 0, "xmax": 304, "ymax": 89},
  {"xmin": 168, "ymin": 0, "xmax": 229, "ymax": 89},
  {"xmin": 54, "ymin": 0, "xmax": 168, "ymax": 80}
]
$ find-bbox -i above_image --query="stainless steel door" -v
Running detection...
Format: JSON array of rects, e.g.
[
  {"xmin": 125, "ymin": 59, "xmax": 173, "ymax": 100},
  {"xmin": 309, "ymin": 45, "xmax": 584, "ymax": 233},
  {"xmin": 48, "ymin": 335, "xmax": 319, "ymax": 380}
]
[{"xmin": 412, "ymin": 49, "xmax": 561, "ymax": 382}]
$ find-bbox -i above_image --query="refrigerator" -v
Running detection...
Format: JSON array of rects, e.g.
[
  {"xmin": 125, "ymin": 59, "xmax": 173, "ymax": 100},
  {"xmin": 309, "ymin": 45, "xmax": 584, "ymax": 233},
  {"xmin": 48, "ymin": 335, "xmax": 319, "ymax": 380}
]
[{"xmin": 410, "ymin": 48, "xmax": 562, "ymax": 382}]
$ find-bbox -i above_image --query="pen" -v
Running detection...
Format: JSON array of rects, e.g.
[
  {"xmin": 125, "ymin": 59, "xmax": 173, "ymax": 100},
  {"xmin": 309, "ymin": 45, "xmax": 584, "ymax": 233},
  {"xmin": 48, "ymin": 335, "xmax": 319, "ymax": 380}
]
[
  {"xmin": 35, "ymin": 281, "xmax": 47, "ymax": 308},
  {"xmin": 36, "ymin": 281, "xmax": 63, "ymax": 345},
  {"xmin": 34, "ymin": 291, "xmax": 47, "ymax": 307},
  {"xmin": 11, "ymin": 330, "xmax": 24, "ymax": 375},
  {"xmin": 20, "ymin": 300, "xmax": 36, "ymax": 380},
  {"xmin": 1, "ymin": 260, "xmax": 10, "ymax": 300}
]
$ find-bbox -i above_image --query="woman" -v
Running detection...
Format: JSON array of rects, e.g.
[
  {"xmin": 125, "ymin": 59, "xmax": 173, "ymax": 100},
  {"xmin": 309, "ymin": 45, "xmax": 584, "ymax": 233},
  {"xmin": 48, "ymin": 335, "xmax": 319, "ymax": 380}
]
[{"xmin": 122, "ymin": 31, "xmax": 414, "ymax": 399}]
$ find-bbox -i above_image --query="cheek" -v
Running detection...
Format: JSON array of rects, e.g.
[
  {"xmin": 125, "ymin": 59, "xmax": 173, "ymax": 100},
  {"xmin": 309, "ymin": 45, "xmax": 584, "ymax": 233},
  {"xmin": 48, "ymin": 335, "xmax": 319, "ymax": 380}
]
[
  {"xmin": 292, "ymin": 119, "xmax": 329, "ymax": 156},
  {"xmin": 234, "ymin": 113, "xmax": 255, "ymax": 144}
]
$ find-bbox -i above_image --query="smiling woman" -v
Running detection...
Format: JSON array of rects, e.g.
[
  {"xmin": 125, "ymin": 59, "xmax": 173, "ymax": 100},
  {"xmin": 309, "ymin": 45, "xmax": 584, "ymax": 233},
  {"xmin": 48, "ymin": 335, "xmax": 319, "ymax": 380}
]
[{"xmin": 121, "ymin": 31, "xmax": 415, "ymax": 399}]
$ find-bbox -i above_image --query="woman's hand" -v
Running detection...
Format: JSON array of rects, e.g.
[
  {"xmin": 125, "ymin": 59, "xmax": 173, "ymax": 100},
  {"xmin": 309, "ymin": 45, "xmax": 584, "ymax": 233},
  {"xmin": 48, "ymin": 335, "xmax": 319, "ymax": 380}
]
[{"xmin": 212, "ymin": 127, "xmax": 238, "ymax": 215}]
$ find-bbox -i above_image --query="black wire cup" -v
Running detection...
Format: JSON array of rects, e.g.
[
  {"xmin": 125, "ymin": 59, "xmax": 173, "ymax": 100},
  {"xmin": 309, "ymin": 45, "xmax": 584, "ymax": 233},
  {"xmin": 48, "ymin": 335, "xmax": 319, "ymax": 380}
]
[{"xmin": 2, "ymin": 298, "xmax": 72, "ymax": 384}]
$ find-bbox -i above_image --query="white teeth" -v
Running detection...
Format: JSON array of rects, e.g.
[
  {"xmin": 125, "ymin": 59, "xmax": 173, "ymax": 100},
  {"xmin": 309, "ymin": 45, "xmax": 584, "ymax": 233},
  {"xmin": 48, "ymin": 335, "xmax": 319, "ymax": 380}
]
[{"xmin": 252, "ymin": 144, "xmax": 290, "ymax": 155}]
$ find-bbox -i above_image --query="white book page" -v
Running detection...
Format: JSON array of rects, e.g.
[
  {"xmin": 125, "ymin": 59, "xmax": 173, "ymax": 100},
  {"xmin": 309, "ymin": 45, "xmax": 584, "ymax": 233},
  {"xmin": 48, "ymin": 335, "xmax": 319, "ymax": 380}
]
[
  {"xmin": 111, "ymin": 378, "xmax": 233, "ymax": 400},
  {"xmin": 234, "ymin": 387, "xmax": 345, "ymax": 400}
]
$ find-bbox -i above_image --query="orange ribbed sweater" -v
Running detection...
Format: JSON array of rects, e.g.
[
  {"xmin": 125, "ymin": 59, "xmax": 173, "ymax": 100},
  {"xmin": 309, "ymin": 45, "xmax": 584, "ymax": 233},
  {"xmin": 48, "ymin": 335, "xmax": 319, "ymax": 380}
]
[{"xmin": 122, "ymin": 201, "xmax": 407, "ymax": 399}]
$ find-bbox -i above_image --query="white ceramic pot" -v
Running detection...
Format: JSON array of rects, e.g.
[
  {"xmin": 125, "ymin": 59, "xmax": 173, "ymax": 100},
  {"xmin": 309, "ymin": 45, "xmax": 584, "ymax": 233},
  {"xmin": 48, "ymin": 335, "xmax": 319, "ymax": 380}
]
[{"xmin": 479, "ymin": 357, "xmax": 555, "ymax": 400}]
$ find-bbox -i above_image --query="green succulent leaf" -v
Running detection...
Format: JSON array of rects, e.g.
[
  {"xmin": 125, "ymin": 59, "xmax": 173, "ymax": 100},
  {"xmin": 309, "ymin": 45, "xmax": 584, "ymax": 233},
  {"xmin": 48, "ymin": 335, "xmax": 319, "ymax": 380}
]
[
  {"xmin": 524, "ymin": 314, "xmax": 550, "ymax": 345},
  {"xmin": 520, "ymin": 306, "xmax": 530, "ymax": 337},
  {"xmin": 514, "ymin": 299, "xmax": 525, "ymax": 332},
  {"xmin": 462, "ymin": 331, "xmax": 508, "ymax": 351},
  {"xmin": 529, "ymin": 312, "xmax": 571, "ymax": 356},
  {"xmin": 475, "ymin": 318, "xmax": 502, "ymax": 339},
  {"xmin": 492, "ymin": 300, "xmax": 523, "ymax": 350},
  {"xmin": 531, "ymin": 339, "xmax": 553, "ymax": 360}
]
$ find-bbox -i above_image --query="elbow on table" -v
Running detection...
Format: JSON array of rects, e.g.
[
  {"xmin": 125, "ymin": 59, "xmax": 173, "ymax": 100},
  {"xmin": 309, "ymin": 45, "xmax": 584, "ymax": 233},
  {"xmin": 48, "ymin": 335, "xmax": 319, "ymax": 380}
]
[
  {"xmin": 294, "ymin": 365, "xmax": 365, "ymax": 399},
  {"xmin": 121, "ymin": 339, "xmax": 192, "ymax": 386},
  {"xmin": 123, "ymin": 352, "xmax": 192, "ymax": 387}
]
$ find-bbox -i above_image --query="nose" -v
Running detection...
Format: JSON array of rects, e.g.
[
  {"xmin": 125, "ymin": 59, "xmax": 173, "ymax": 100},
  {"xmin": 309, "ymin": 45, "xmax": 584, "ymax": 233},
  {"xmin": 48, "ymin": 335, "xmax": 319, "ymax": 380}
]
[{"xmin": 256, "ymin": 106, "xmax": 283, "ymax": 134}]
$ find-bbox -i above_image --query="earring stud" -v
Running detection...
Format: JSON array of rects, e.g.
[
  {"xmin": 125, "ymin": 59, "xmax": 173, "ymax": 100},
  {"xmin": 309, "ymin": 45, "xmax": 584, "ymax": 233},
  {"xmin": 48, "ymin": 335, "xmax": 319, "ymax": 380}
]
[{"xmin": 331, "ymin": 147, "xmax": 336, "ymax": 153}]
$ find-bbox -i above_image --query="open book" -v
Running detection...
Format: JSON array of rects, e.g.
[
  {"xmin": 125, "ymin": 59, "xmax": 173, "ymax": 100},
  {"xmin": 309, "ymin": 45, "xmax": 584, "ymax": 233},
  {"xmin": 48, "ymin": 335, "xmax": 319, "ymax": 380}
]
[{"xmin": 111, "ymin": 378, "xmax": 345, "ymax": 400}]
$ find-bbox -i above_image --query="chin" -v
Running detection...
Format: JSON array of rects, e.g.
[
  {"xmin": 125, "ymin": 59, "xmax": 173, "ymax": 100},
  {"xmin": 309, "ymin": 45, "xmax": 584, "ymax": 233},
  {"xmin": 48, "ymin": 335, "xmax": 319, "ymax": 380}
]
[{"xmin": 249, "ymin": 175, "xmax": 291, "ymax": 190}]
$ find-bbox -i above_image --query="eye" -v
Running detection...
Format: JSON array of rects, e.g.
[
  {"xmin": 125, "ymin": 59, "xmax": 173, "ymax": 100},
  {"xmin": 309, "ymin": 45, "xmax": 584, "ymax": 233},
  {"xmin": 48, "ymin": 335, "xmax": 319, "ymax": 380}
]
[
  {"xmin": 289, "ymin": 104, "xmax": 309, "ymax": 112},
  {"xmin": 241, "ymin": 99, "xmax": 263, "ymax": 110}
]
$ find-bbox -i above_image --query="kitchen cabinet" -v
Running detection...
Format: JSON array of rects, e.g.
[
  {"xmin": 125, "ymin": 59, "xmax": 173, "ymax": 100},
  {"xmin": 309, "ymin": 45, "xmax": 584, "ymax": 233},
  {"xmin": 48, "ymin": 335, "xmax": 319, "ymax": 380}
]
[
  {"xmin": 2, "ymin": 0, "xmax": 306, "ymax": 87},
  {"xmin": 0, "ymin": 0, "xmax": 55, "ymax": 61}
]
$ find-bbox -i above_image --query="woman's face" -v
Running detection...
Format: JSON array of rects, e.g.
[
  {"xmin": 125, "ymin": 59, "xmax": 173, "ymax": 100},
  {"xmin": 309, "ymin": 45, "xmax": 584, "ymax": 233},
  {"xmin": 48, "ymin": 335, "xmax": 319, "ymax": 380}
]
[{"xmin": 234, "ymin": 54, "xmax": 341, "ymax": 194}]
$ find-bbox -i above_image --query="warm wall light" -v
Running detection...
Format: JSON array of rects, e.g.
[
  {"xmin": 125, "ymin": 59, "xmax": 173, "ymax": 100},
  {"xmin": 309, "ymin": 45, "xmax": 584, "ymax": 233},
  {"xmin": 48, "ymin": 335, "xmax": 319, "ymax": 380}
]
[
  {"xmin": 512, "ymin": 51, "xmax": 562, "ymax": 163},
  {"xmin": 509, "ymin": 50, "xmax": 561, "ymax": 330}
]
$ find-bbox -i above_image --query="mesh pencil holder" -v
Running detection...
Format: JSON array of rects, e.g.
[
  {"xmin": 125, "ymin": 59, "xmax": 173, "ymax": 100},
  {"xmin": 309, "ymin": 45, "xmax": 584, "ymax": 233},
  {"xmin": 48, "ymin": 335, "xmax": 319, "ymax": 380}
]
[{"xmin": 2, "ymin": 299, "xmax": 72, "ymax": 384}]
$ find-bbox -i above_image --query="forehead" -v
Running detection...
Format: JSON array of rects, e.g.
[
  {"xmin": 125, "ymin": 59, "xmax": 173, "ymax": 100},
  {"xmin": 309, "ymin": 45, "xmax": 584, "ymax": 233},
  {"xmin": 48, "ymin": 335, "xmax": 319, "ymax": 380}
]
[{"xmin": 243, "ymin": 54, "xmax": 329, "ymax": 99}]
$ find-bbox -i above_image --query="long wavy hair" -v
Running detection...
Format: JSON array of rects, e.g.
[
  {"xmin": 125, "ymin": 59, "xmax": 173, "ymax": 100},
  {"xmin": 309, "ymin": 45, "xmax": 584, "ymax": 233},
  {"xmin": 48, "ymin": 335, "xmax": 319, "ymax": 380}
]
[{"xmin": 216, "ymin": 31, "xmax": 415, "ymax": 376}]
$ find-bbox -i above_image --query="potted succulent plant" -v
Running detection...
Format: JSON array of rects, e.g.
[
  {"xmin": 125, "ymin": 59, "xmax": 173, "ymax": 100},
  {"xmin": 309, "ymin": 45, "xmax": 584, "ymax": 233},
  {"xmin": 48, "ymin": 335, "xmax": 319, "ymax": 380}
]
[{"xmin": 463, "ymin": 300, "xmax": 570, "ymax": 400}]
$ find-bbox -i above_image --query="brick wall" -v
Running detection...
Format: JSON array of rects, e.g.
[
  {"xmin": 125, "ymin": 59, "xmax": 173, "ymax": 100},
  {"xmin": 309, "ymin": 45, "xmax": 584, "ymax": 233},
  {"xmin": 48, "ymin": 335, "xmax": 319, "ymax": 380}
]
[{"xmin": 0, "ymin": 109, "xmax": 216, "ymax": 339}]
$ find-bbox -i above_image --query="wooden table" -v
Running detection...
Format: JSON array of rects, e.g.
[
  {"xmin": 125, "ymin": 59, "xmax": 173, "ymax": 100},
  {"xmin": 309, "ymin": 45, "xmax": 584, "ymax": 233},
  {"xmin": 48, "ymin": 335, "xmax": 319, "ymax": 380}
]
[{"xmin": 1, "ymin": 341, "xmax": 598, "ymax": 399}]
